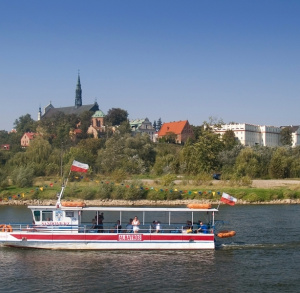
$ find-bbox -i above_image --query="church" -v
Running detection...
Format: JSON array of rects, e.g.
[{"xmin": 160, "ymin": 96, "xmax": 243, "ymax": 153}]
[
  {"xmin": 38, "ymin": 74, "xmax": 100, "ymax": 120},
  {"xmin": 37, "ymin": 74, "xmax": 106, "ymax": 137}
]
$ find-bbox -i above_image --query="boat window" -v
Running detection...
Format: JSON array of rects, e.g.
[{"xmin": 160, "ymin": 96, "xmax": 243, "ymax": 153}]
[
  {"xmin": 66, "ymin": 211, "xmax": 74, "ymax": 217},
  {"xmin": 34, "ymin": 211, "xmax": 40, "ymax": 221},
  {"xmin": 42, "ymin": 211, "xmax": 53, "ymax": 221}
]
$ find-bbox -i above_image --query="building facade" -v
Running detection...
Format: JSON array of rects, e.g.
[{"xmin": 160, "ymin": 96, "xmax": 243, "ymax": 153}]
[
  {"xmin": 158, "ymin": 120, "xmax": 194, "ymax": 144},
  {"xmin": 130, "ymin": 118, "xmax": 156, "ymax": 141},
  {"xmin": 213, "ymin": 123, "xmax": 300, "ymax": 147}
]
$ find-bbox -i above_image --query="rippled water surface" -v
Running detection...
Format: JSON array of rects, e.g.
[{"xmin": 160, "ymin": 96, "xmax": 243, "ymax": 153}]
[{"xmin": 0, "ymin": 205, "xmax": 299, "ymax": 293}]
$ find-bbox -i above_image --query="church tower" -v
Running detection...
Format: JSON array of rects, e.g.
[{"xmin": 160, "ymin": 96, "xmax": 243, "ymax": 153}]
[{"xmin": 75, "ymin": 73, "xmax": 82, "ymax": 108}]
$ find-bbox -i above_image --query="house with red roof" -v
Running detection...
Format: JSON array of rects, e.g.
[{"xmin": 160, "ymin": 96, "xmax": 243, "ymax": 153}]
[
  {"xmin": 157, "ymin": 120, "xmax": 194, "ymax": 144},
  {"xmin": 21, "ymin": 132, "xmax": 38, "ymax": 147}
]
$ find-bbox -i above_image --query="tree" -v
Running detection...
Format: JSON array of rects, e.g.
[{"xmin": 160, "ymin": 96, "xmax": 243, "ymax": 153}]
[
  {"xmin": 181, "ymin": 130, "xmax": 224, "ymax": 174},
  {"xmin": 191, "ymin": 125, "xmax": 203, "ymax": 141},
  {"xmin": 106, "ymin": 108, "xmax": 128, "ymax": 126},
  {"xmin": 280, "ymin": 127, "xmax": 292, "ymax": 146},
  {"xmin": 14, "ymin": 114, "xmax": 37, "ymax": 133},
  {"xmin": 78, "ymin": 111, "xmax": 93, "ymax": 139},
  {"xmin": 235, "ymin": 147, "xmax": 260, "ymax": 178},
  {"xmin": 269, "ymin": 147, "xmax": 291, "ymax": 178},
  {"xmin": 157, "ymin": 118, "xmax": 162, "ymax": 131},
  {"xmin": 152, "ymin": 143, "xmax": 181, "ymax": 175},
  {"xmin": 118, "ymin": 120, "xmax": 132, "ymax": 135},
  {"xmin": 163, "ymin": 132, "xmax": 177, "ymax": 144},
  {"xmin": 153, "ymin": 120, "xmax": 157, "ymax": 132},
  {"xmin": 96, "ymin": 133, "xmax": 156, "ymax": 174},
  {"xmin": 222, "ymin": 129, "xmax": 238, "ymax": 150}
]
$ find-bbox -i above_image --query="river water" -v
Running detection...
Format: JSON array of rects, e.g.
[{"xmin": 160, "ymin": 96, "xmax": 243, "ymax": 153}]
[{"xmin": 0, "ymin": 204, "xmax": 299, "ymax": 293}]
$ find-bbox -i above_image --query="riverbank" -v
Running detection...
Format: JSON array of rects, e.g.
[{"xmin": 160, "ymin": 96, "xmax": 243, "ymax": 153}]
[
  {"xmin": 2, "ymin": 179, "xmax": 300, "ymax": 206},
  {"xmin": 1, "ymin": 198, "xmax": 300, "ymax": 206}
]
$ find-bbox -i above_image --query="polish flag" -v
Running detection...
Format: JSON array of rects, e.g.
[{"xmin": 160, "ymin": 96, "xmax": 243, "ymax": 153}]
[
  {"xmin": 70, "ymin": 160, "xmax": 89, "ymax": 173},
  {"xmin": 220, "ymin": 192, "xmax": 237, "ymax": 206}
]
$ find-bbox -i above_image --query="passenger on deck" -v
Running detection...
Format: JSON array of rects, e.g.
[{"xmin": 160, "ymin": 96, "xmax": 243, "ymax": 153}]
[
  {"xmin": 151, "ymin": 221, "xmax": 156, "ymax": 233},
  {"xmin": 155, "ymin": 221, "xmax": 161, "ymax": 233},
  {"xmin": 90, "ymin": 219, "xmax": 96, "ymax": 229},
  {"xmin": 132, "ymin": 216, "xmax": 140, "ymax": 233},
  {"xmin": 183, "ymin": 220, "xmax": 193, "ymax": 233},
  {"xmin": 126, "ymin": 218, "xmax": 133, "ymax": 233},
  {"xmin": 112, "ymin": 220, "xmax": 122, "ymax": 233},
  {"xmin": 197, "ymin": 221, "xmax": 203, "ymax": 233}
]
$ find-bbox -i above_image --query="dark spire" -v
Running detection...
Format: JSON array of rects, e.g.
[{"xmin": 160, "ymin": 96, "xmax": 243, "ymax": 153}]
[{"xmin": 75, "ymin": 71, "xmax": 82, "ymax": 108}]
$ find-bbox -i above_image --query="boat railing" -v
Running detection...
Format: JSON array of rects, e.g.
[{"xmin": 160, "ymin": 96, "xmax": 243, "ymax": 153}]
[
  {"xmin": 80, "ymin": 224, "xmax": 214, "ymax": 234},
  {"xmin": 3, "ymin": 223, "xmax": 214, "ymax": 234}
]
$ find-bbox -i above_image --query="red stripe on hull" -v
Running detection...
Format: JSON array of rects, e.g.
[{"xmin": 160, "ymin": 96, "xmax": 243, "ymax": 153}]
[{"xmin": 11, "ymin": 233, "xmax": 214, "ymax": 242}]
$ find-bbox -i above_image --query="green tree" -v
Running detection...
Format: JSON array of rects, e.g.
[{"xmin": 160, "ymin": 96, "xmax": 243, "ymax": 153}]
[
  {"xmin": 152, "ymin": 143, "xmax": 181, "ymax": 175},
  {"xmin": 191, "ymin": 125, "xmax": 203, "ymax": 141},
  {"xmin": 118, "ymin": 120, "xmax": 132, "ymax": 135},
  {"xmin": 96, "ymin": 133, "xmax": 156, "ymax": 174},
  {"xmin": 269, "ymin": 147, "xmax": 291, "ymax": 178},
  {"xmin": 157, "ymin": 118, "xmax": 162, "ymax": 131},
  {"xmin": 235, "ymin": 147, "xmax": 260, "ymax": 178},
  {"xmin": 106, "ymin": 108, "xmax": 128, "ymax": 126},
  {"xmin": 181, "ymin": 130, "xmax": 224, "ymax": 174},
  {"xmin": 12, "ymin": 166, "xmax": 34, "ymax": 187},
  {"xmin": 78, "ymin": 111, "xmax": 93, "ymax": 139},
  {"xmin": 222, "ymin": 129, "xmax": 238, "ymax": 150},
  {"xmin": 153, "ymin": 120, "xmax": 157, "ymax": 131},
  {"xmin": 280, "ymin": 127, "xmax": 292, "ymax": 146},
  {"xmin": 14, "ymin": 114, "xmax": 37, "ymax": 133}
]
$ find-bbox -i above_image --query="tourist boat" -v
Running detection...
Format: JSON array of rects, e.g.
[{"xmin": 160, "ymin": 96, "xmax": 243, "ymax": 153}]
[{"xmin": 0, "ymin": 187, "xmax": 219, "ymax": 250}]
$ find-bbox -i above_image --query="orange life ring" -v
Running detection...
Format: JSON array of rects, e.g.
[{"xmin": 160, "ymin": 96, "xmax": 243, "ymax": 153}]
[
  {"xmin": 217, "ymin": 230, "xmax": 236, "ymax": 238},
  {"xmin": 1, "ymin": 225, "xmax": 13, "ymax": 232},
  {"xmin": 61, "ymin": 201, "xmax": 86, "ymax": 207},
  {"xmin": 187, "ymin": 203, "xmax": 212, "ymax": 209}
]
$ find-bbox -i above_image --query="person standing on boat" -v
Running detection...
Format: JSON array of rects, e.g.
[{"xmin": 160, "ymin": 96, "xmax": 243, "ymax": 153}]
[
  {"xmin": 132, "ymin": 216, "xmax": 140, "ymax": 233},
  {"xmin": 95, "ymin": 212, "xmax": 104, "ymax": 233}
]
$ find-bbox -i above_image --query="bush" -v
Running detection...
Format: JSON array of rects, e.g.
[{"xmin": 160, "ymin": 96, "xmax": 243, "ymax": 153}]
[
  {"xmin": 146, "ymin": 190, "xmax": 166, "ymax": 201},
  {"xmin": 160, "ymin": 174, "xmax": 177, "ymax": 186},
  {"xmin": 110, "ymin": 170, "xmax": 128, "ymax": 183},
  {"xmin": 123, "ymin": 180, "xmax": 147, "ymax": 200},
  {"xmin": 111, "ymin": 185, "xmax": 125, "ymax": 200},
  {"xmin": 193, "ymin": 173, "xmax": 212, "ymax": 186},
  {"xmin": 12, "ymin": 166, "xmax": 34, "ymax": 187},
  {"xmin": 96, "ymin": 183, "xmax": 113, "ymax": 199}
]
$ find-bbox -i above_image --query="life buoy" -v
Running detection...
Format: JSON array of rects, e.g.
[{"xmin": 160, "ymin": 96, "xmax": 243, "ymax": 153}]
[
  {"xmin": 217, "ymin": 230, "xmax": 236, "ymax": 238},
  {"xmin": 61, "ymin": 201, "xmax": 86, "ymax": 207},
  {"xmin": 187, "ymin": 203, "xmax": 212, "ymax": 209},
  {"xmin": 1, "ymin": 225, "xmax": 13, "ymax": 232}
]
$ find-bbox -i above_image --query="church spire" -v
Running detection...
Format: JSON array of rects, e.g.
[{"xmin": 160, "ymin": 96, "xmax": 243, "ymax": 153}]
[{"xmin": 75, "ymin": 71, "xmax": 82, "ymax": 108}]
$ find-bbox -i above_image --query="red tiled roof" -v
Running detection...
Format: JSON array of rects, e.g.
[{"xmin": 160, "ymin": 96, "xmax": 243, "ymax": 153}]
[
  {"xmin": 25, "ymin": 132, "xmax": 37, "ymax": 140},
  {"xmin": 158, "ymin": 120, "xmax": 188, "ymax": 136}
]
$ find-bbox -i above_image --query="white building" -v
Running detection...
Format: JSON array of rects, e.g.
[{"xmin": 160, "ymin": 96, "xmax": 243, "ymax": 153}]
[{"xmin": 213, "ymin": 123, "xmax": 300, "ymax": 147}]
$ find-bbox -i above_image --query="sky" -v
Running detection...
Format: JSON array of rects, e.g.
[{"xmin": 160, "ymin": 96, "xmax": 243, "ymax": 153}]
[{"xmin": 1, "ymin": 0, "xmax": 300, "ymax": 131}]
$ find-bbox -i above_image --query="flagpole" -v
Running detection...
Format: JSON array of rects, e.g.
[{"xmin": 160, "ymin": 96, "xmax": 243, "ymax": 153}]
[{"xmin": 56, "ymin": 169, "xmax": 72, "ymax": 207}]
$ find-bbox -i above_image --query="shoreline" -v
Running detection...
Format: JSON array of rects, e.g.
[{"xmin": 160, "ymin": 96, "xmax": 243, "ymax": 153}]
[{"xmin": 1, "ymin": 198, "xmax": 299, "ymax": 206}]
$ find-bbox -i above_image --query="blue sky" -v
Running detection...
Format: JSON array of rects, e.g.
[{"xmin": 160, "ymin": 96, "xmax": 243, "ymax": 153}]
[{"xmin": 1, "ymin": 0, "xmax": 300, "ymax": 131}]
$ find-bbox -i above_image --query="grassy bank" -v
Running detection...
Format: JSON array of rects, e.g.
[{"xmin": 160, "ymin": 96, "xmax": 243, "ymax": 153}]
[{"xmin": 1, "ymin": 177, "xmax": 300, "ymax": 204}]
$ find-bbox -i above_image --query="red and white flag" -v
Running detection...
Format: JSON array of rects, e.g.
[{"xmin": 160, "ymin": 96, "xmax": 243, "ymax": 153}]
[
  {"xmin": 70, "ymin": 160, "xmax": 89, "ymax": 173},
  {"xmin": 220, "ymin": 192, "xmax": 237, "ymax": 206}
]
